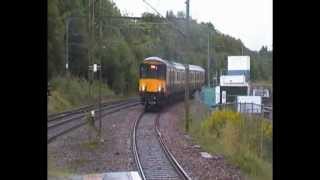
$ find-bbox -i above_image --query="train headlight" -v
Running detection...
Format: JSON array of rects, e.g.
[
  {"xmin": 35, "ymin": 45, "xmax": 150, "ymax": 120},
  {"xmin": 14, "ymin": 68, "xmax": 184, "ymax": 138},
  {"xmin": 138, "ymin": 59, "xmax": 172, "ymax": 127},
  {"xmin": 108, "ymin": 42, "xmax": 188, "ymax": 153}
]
[{"xmin": 141, "ymin": 85, "xmax": 146, "ymax": 91}]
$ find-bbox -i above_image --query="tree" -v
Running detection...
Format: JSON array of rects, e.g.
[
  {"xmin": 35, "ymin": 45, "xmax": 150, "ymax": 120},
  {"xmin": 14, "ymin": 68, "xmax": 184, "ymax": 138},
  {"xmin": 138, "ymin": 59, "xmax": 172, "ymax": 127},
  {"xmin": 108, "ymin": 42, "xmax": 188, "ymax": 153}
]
[{"xmin": 48, "ymin": 0, "xmax": 272, "ymax": 94}]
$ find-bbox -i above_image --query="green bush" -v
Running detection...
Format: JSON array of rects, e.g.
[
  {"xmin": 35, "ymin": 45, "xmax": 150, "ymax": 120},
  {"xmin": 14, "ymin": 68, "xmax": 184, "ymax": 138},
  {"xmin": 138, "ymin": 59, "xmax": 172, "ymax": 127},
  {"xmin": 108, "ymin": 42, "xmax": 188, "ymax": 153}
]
[
  {"xmin": 48, "ymin": 76, "xmax": 115, "ymax": 114},
  {"xmin": 192, "ymin": 110, "xmax": 272, "ymax": 180}
]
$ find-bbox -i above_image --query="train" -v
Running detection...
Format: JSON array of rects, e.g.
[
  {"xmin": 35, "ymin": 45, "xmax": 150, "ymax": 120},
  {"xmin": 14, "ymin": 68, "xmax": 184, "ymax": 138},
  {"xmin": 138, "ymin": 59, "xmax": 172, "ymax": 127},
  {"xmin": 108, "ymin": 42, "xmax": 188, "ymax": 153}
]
[{"xmin": 139, "ymin": 56, "xmax": 205, "ymax": 109}]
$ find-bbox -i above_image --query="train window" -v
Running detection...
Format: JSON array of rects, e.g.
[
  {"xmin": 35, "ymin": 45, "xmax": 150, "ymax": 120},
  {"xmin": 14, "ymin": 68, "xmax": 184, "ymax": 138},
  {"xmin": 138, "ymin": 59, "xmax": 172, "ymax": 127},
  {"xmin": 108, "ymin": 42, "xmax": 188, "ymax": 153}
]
[{"xmin": 140, "ymin": 64, "xmax": 166, "ymax": 80}]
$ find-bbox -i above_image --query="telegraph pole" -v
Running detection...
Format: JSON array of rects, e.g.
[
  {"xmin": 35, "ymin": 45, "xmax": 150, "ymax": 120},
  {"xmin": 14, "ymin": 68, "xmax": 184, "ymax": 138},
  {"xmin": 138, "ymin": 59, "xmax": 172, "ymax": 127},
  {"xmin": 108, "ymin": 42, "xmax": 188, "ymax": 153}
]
[
  {"xmin": 185, "ymin": 0, "xmax": 190, "ymax": 132},
  {"xmin": 98, "ymin": 0, "xmax": 103, "ymax": 141},
  {"xmin": 185, "ymin": 65, "xmax": 190, "ymax": 131},
  {"xmin": 186, "ymin": 0, "xmax": 190, "ymax": 29},
  {"xmin": 88, "ymin": 0, "xmax": 92, "ymax": 98},
  {"xmin": 88, "ymin": 0, "xmax": 95, "ymax": 99},
  {"xmin": 207, "ymin": 29, "xmax": 210, "ymax": 87},
  {"xmin": 242, "ymin": 45, "xmax": 244, "ymax": 55},
  {"xmin": 65, "ymin": 18, "xmax": 69, "ymax": 75}
]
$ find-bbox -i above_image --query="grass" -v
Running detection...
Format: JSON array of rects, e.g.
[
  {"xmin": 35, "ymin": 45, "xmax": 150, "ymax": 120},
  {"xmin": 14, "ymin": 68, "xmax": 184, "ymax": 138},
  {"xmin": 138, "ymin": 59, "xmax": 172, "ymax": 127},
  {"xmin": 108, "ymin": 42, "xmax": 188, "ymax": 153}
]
[
  {"xmin": 80, "ymin": 139, "xmax": 100, "ymax": 150},
  {"xmin": 187, "ymin": 101, "xmax": 272, "ymax": 180},
  {"xmin": 48, "ymin": 75, "xmax": 122, "ymax": 114}
]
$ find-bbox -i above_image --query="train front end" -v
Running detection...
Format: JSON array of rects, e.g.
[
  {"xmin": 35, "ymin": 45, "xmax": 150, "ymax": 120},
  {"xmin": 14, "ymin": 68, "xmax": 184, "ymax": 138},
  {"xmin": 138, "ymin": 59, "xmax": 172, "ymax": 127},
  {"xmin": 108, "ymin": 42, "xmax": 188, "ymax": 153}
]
[{"xmin": 139, "ymin": 58, "xmax": 166, "ymax": 109}]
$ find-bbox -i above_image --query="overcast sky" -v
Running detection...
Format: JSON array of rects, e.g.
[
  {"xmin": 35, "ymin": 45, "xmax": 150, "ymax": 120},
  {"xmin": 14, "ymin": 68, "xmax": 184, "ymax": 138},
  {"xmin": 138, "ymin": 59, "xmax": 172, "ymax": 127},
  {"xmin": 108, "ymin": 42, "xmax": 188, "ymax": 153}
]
[{"xmin": 112, "ymin": 0, "xmax": 272, "ymax": 51}]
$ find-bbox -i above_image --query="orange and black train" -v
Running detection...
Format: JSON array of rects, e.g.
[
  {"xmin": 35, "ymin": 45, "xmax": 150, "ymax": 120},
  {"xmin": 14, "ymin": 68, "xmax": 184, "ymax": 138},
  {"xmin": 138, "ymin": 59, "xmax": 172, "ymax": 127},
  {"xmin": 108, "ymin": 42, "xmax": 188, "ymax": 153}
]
[{"xmin": 139, "ymin": 56, "xmax": 205, "ymax": 109}]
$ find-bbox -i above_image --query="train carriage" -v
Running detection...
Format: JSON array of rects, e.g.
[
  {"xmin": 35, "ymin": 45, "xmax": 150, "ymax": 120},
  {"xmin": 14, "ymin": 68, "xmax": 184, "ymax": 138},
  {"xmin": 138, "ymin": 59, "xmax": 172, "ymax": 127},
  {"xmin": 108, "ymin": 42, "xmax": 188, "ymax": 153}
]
[{"xmin": 139, "ymin": 56, "xmax": 205, "ymax": 110}]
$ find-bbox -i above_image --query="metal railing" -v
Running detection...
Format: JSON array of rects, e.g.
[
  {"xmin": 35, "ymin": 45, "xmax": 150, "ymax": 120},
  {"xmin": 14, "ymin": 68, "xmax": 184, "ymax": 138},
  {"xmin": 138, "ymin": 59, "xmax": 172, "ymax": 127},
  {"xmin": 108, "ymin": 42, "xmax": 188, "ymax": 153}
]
[{"xmin": 212, "ymin": 102, "xmax": 272, "ymax": 120}]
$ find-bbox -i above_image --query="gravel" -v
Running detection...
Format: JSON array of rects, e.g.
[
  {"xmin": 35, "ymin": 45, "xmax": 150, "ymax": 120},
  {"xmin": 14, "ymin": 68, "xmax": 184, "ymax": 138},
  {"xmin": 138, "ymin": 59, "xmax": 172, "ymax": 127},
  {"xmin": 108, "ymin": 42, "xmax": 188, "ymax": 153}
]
[
  {"xmin": 158, "ymin": 101, "xmax": 244, "ymax": 180},
  {"xmin": 136, "ymin": 113, "xmax": 181, "ymax": 180},
  {"xmin": 48, "ymin": 105, "xmax": 144, "ymax": 176},
  {"xmin": 48, "ymin": 97, "xmax": 244, "ymax": 180}
]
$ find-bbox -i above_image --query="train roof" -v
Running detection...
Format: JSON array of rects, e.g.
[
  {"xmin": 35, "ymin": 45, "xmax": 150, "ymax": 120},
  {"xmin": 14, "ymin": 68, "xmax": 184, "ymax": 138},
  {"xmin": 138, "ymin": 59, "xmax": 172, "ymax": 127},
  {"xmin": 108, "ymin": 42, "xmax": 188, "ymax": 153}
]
[
  {"xmin": 171, "ymin": 62, "xmax": 185, "ymax": 70},
  {"xmin": 189, "ymin": 64, "xmax": 205, "ymax": 72},
  {"xmin": 143, "ymin": 56, "xmax": 205, "ymax": 72},
  {"xmin": 144, "ymin": 57, "xmax": 169, "ymax": 65}
]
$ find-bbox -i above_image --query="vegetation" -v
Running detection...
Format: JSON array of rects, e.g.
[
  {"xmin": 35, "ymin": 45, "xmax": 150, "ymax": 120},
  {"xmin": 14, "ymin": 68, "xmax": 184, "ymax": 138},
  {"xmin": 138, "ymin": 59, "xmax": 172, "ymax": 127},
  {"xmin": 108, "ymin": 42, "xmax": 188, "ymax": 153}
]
[
  {"xmin": 48, "ymin": 0, "xmax": 272, "ymax": 98},
  {"xmin": 48, "ymin": 155, "xmax": 72, "ymax": 178},
  {"xmin": 81, "ymin": 140, "xmax": 100, "ymax": 150},
  {"xmin": 190, "ymin": 109, "xmax": 272, "ymax": 180},
  {"xmin": 48, "ymin": 76, "xmax": 115, "ymax": 114}
]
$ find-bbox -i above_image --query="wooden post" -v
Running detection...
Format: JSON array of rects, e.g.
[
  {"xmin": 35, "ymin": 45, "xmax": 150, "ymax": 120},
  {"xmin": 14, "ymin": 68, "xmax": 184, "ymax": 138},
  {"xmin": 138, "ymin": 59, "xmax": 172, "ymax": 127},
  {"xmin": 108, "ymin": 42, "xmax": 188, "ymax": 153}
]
[{"xmin": 260, "ymin": 118, "xmax": 264, "ymax": 158}]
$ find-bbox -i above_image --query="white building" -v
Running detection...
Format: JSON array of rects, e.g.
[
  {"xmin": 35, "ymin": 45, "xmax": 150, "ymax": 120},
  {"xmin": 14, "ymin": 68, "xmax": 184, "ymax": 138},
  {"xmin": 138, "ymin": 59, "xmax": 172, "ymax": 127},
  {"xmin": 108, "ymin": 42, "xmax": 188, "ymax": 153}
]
[{"xmin": 219, "ymin": 56, "xmax": 250, "ymax": 103}]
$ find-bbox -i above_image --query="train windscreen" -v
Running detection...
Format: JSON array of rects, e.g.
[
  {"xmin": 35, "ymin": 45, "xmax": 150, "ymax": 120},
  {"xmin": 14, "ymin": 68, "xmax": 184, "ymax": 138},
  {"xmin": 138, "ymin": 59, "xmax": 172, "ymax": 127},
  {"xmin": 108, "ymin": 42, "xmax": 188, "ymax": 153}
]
[{"xmin": 140, "ymin": 64, "xmax": 166, "ymax": 80}]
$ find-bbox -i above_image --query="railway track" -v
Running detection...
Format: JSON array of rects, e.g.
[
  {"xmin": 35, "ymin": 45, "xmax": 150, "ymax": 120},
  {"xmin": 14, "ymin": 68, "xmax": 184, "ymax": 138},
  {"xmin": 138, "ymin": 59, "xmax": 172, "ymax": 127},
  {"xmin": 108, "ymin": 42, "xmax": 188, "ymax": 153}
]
[
  {"xmin": 48, "ymin": 97, "xmax": 139, "ymax": 122},
  {"xmin": 132, "ymin": 111, "xmax": 191, "ymax": 180},
  {"xmin": 48, "ymin": 98, "xmax": 141, "ymax": 144}
]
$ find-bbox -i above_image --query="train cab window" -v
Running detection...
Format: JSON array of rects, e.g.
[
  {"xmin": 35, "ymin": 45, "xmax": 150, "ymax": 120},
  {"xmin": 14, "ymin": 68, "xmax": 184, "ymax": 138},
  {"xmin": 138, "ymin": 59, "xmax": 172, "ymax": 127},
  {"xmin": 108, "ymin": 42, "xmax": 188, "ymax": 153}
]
[{"xmin": 140, "ymin": 64, "xmax": 166, "ymax": 80}]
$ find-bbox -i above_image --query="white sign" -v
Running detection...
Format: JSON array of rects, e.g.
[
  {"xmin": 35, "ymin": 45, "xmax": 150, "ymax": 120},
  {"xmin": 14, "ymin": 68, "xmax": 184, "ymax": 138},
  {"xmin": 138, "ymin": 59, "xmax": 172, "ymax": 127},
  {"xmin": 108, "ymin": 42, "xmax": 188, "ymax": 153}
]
[
  {"xmin": 215, "ymin": 86, "xmax": 220, "ymax": 104},
  {"xmin": 93, "ymin": 64, "xmax": 97, "ymax": 72},
  {"xmin": 228, "ymin": 56, "xmax": 250, "ymax": 71},
  {"xmin": 222, "ymin": 91, "xmax": 226, "ymax": 104}
]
